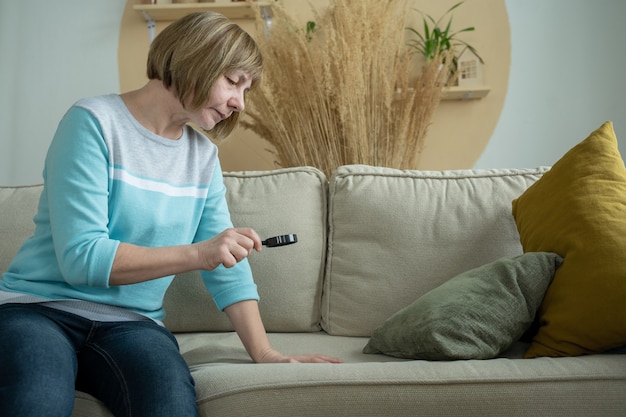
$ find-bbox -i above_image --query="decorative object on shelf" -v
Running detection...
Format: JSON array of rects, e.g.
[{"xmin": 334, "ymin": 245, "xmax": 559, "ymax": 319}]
[
  {"xmin": 241, "ymin": 0, "xmax": 454, "ymax": 177},
  {"xmin": 456, "ymin": 47, "xmax": 484, "ymax": 87},
  {"xmin": 407, "ymin": 1, "xmax": 482, "ymax": 86}
]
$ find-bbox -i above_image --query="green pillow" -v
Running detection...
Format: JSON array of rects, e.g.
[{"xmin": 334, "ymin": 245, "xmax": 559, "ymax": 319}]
[{"xmin": 363, "ymin": 252, "xmax": 562, "ymax": 360}]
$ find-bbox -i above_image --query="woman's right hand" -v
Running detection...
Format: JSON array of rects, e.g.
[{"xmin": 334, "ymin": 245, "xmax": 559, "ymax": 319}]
[
  {"xmin": 110, "ymin": 227, "xmax": 261, "ymax": 286},
  {"xmin": 194, "ymin": 227, "xmax": 262, "ymax": 270}
]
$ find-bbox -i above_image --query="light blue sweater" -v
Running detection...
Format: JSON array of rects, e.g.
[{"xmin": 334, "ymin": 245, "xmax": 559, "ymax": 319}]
[{"xmin": 0, "ymin": 94, "xmax": 259, "ymax": 321}]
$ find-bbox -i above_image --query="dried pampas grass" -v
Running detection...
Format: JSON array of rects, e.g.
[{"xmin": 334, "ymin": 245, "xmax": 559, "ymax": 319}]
[{"xmin": 241, "ymin": 0, "xmax": 453, "ymax": 178}]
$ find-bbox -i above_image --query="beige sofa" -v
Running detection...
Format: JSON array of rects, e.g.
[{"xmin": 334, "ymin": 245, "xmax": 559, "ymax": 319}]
[{"xmin": 1, "ymin": 165, "xmax": 625, "ymax": 417}]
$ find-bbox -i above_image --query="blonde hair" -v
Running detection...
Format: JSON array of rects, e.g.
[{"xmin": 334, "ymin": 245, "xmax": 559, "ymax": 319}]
[{"xmin": 147, "ymin": 11, "xmax": 263, "ymax": 140}]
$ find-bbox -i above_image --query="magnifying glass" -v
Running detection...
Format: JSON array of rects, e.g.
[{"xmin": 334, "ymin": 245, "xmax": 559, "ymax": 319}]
[{"xmin": 262, "ymin": 234, "xmax": 298, "ymax": 247}]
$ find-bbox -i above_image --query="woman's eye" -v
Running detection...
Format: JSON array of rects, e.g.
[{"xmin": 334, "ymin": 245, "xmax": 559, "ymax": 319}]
[{"xmin": 227, "ymin": 77, "xmax": 237, "ymax": 85}]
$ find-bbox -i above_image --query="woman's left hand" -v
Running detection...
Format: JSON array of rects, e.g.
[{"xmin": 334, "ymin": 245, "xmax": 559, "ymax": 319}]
[
  {"xmin": 256, "ymin": 348, "xmax": 343, "ymax": 364},
  {"xmin": 225, "ymin": 300, "xmax": 343, "ymax": 364}
]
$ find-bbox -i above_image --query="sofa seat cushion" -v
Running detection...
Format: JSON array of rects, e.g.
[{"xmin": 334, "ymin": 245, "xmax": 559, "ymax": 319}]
[
  {"xmin": 70, "ymin": 330, "xmax": 626, "ymax": 417},
  {"xmin": 163, "ymin": 167, "xmax": 328, "ymax": 333},
  {"xmin": 70, "ymin": 333, "xmax": 626, "ymax": 417},
  {"xmin": 322, "ymin": 165, "xmax": 548, "ymax": 336},
  {"xmin": 72, "ymin": 392, "xmax": 113, "ymax": 417},
  {"xmin": 172, "ymin": 332, "xmax": 626, "ymax": 417}
]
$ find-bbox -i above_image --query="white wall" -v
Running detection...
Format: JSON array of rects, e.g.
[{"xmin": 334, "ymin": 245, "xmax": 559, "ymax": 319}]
[
  {"xmin": 1, "ymin": 0, "xmax": 625, "ymax": 185},
  {"xmin": 0, "ymin": 0, "xmax": 125, "ymax": 186},
  {"xmin": 475, "ymin": 0, "xmax": 626, "ymax": 169}
]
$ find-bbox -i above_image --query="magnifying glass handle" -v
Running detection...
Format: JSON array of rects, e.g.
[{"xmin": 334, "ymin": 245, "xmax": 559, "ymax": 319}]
[{"xmin": 262, "ymin": 234, "xmax": 298, "ymax": 247}]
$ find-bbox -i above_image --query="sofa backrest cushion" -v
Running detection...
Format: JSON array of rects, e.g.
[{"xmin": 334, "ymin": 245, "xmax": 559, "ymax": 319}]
[
  {"xmin": 0, "ymin": 167, "xmax": 328, "ymax": 334},
  {"xmin": 164, "ymin": 167, "xmax": 328, "ymax": 332},
  {"xmin": 0, "ymin": 185, "xmax": 42, "ymax": 274},
  {"xmin": 321, "ymin": 165, "xmax": 548, "ymax": 337}
]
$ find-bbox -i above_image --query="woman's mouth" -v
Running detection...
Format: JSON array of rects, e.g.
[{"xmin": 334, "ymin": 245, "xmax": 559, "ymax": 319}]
[{"xmin": 214, "ymin": 109, "xmax": 227, "ymax": 121}]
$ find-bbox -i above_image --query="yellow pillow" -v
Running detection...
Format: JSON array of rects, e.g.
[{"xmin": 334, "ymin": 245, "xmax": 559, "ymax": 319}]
[{"xmin": 512, "ymin": 121, "xmax": 626, "ymax": 358}]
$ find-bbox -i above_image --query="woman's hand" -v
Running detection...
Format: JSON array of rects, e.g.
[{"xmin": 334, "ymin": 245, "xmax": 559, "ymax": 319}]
[
  {"xmin": 195, "ymin": 227, "xmax": 262, "ymax": 270},
  {"xmin": 255, "ymin": 348, "xmax": 343, "ymax": 364},
  {"xmin": 225, "ymin": 300, "xmax": 343, "ymax": 364},
  {"xmin": 110, "ymin": 227, "xmax": 261, "ymax": 286}
]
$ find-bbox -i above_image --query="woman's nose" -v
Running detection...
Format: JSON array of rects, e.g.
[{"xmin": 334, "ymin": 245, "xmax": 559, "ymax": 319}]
[{"xmin": 229, "ymin": 90, "xmax": 245, "ymax": 112}]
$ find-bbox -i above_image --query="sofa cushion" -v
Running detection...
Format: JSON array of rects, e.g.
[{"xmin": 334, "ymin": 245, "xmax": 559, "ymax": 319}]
[
  {"xmin": 362, "ymin": 252, "xmax": 562, "ymax": 360},
  {"xmin": 173, "ymin": 332, "xmax": 626, "ymax": 417},
  {"xmin": 0, "ymin": 185, "xmax": 42, "ymax": 274},
  {"xmin": 164, "ymin": 167, "xmax": 328, "ymax": 332},
  {"xmin": 322, "ymin": 165, "xmax": 547, "ymax": 336},
  {"xmin": 512, "ymin": 121, "xmax": 626, "ymax": 357}
]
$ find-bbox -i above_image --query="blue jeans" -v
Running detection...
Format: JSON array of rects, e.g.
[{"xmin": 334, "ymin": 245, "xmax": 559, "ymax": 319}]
[{"xmin": 0, "ymin": 303, "xmax": 198, "ymax": 417}]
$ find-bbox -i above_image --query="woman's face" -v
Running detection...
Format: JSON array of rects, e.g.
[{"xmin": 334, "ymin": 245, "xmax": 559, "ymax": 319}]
[{"xmin": 190, "ymin": 70, "xmax": 252, "ymax": 131}]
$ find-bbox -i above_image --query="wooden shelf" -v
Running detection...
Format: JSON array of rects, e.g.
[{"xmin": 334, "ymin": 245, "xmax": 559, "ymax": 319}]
[
  {"xmin": 395, "ymin": 85, "xmax": 490, "ymax": 102},
  {"xmin": 442, "ymin": 85, "xmax": 490, "ymax": 100},
  {"xmin": 134, "ymin": 1, "xmax": 274, "ymax": 21}
]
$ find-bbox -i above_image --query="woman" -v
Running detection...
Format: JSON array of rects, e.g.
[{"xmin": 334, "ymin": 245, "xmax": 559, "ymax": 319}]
[{"xmin": 0, "ymin": 12, "xmax": 340, "ymax": 417}]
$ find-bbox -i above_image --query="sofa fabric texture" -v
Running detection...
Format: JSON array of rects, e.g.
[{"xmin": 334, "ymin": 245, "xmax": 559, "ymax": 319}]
[
  {"xmin": 322, "ymin": 165, "xmax": 549, "ymax": 336},
  {"xmin": 2, "ymin": 163, "xmax": 625, "ymax": 417}
]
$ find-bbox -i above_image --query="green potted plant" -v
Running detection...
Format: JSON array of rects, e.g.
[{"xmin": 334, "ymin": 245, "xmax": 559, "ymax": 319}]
[{"xmin": 406, "ymin": 1, "xmax": 482, "ymax": 81}]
